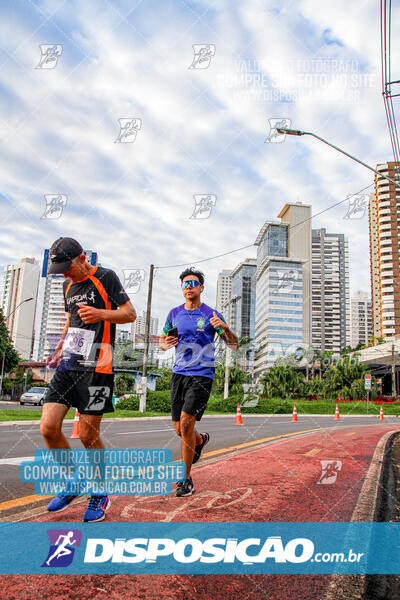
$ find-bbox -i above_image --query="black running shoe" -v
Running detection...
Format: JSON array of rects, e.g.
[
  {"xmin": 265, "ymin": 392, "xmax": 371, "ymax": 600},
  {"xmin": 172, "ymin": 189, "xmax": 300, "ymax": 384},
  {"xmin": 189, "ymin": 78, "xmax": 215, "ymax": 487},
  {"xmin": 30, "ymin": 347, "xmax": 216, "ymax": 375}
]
[
  {"xmin": 193, "ymin": 432, "xmax": 210, "ymax": 464},
  {"xmin": 175, "ymin": 477, "xmax": 195, "ymax": 497}
]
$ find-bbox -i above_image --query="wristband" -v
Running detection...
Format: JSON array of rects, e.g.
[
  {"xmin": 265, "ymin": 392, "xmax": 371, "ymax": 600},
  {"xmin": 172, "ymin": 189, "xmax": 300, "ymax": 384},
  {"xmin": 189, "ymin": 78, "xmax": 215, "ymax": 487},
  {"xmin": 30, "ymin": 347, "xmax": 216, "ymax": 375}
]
[{"xmin": 216, "ymin": 327, "xmax": 225, "ymax": 335}]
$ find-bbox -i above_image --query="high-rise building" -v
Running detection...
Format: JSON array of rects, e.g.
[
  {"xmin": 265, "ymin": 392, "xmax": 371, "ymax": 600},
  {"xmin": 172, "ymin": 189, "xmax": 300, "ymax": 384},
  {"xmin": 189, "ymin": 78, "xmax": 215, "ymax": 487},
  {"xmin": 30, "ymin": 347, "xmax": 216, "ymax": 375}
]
[
  {"xmin": 216, "ymin": 270, "xmax": 232, "ymax": 313},
  {"xmin": 350, "ymin": 291, "xmax": 372, "ymax": 347},
  {"xmin": 254, "ymin": 203, "xmax": 312, "ymax": 374},
  {"xmin": 228, "ymin": 258, "xmax": 256, "ymax": 370},
  {"xmin": 0, "ymin": 258, "xmax": 40, "ymax": 359},
  {"xmin": 311, "ymin": 229, "xmax": 350, "ymax": 353},
  {"xmin": 34, "ymin": 249, "xmax": 97, "ymax": 361},
  {"xmin": 369, "ymin": 161, "xmax": 400, "ymax": 338},
  {"xmin": 131, "ymin": 311, "xmax": 159, "ymax": 347},
  {"xmin": 230, "ymin": 259, "xmax": 257, "ymax": 340}
]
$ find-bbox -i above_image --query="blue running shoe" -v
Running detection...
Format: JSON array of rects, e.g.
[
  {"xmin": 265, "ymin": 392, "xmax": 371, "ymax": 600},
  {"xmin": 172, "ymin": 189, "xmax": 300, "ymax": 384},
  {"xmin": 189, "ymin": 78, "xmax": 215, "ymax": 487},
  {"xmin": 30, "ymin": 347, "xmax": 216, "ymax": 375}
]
[
  {"xmin": 47, "ymin": 494, "xmax": 78, "ymax": 513},
  {"xmin": 82, "ymin": 495, "xmax": 110, "ymax": 522}
]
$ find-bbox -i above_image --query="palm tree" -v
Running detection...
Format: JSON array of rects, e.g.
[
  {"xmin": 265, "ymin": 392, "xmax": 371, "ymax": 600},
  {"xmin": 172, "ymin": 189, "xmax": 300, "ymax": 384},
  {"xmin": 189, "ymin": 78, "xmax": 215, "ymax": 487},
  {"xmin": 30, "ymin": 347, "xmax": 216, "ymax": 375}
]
[
  {"xmin": 260, "ymin": 364, "xmax": 305, "ymax": 399},
  {"xmin": 323, "ymin": 354, "xmax": 367, "ymax": 399}
]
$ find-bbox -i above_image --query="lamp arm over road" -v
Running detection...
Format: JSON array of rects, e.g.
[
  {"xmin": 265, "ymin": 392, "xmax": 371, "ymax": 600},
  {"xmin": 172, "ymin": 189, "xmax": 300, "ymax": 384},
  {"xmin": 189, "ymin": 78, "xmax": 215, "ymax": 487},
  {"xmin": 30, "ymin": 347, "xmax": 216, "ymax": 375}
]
[{"xmin": 276, "ymin": 128, "xmax": 400, "ymax": 189}]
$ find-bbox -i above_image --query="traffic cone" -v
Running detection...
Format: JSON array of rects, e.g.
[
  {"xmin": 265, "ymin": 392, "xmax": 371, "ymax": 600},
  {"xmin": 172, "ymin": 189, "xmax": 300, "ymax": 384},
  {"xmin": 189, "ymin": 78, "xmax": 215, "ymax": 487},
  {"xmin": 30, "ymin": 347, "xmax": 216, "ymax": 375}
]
[
  {"xmin": 70, "ymin": 409, "xmax": 80, "ymax": 439},
  {"xmin": 235, "ymin": 402, "xmax": 243, "ymax": 426},
  {"xmin": 292, "ymin": 403, "xmax": 298, "ymax": 422},
  {"xmin": 379, "ymin": 405, "xmax": 384, "ymax": 420},
  {"xmin": 334, "ymin": 403, "xmax": 340, "ymax": 421}
]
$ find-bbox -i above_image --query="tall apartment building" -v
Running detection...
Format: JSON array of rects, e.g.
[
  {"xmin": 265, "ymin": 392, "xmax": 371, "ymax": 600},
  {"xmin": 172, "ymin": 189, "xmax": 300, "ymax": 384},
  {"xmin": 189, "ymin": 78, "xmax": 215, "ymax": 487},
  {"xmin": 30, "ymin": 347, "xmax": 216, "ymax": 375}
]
[
  {"xmin": 228, "ymin": 258, "xmax": 256, "ymax": 370},
  {"xmin": 311, "ymin": 229, "xmax": 350, "ymax": 353},
  {"xmin": 230, "ymin": 258, "xmax": 257, "ymax": 340},
  {"xmin": 131, "ymin": 311, "xmax": 159, "ymax": 347},
  {"xmin": 254, "ymin": 203, "xmax": 312, "ymax": 374},
  {"xmin": 350, "ymin": 291, "xmax": 372, "ymax": 347},
  {"xmin": 34, "ymin": 249, "xmax": 97, "ymax": 361},
  {"xmin": 369, "ymin": 161, "xmax": 400, "ymax": 338},
  {"xmin": 0, "ymin": 258, "xmax": 40, "ymax": 359},
  {"xmin": 216, "ymin": 270, "xmax": 232, "ymax": 313}
]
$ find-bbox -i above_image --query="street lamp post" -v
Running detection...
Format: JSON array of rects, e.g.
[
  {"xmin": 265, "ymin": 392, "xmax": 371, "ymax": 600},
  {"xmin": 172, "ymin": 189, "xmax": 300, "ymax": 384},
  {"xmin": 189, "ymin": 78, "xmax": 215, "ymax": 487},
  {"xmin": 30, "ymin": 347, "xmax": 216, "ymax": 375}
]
[
  {"xmin": 0, "ymin": 297, "xmax": 34, "ymax": 397},
  {"xmin": 276, "ymin": 128, "xmax": 400, "ymax": 189}
]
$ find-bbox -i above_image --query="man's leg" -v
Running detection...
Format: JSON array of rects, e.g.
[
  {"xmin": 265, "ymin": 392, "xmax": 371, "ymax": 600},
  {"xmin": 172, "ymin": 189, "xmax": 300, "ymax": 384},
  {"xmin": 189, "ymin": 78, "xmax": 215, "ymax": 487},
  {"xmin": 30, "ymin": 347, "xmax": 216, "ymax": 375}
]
[
  {"xmin": 40, "ymin": 403, "xmax": 70, "ymax": 449},
  {"xmin": 173, "ymin": 420, "xmax": 202, "ymax": 446},
  {"xmin": 79, "ymin": 414, "xmax": 111, "ymax": 522},
  {"xmin": 41, "ymin": 403, "xmax": 77, "ymax": 512},
  {"xmin": 78, "ymin": 414, "xmax": 105, "ymax": 449},
  {"xmin": 178, "ymin": 411, "xmax": 201, "ymax": 479}
]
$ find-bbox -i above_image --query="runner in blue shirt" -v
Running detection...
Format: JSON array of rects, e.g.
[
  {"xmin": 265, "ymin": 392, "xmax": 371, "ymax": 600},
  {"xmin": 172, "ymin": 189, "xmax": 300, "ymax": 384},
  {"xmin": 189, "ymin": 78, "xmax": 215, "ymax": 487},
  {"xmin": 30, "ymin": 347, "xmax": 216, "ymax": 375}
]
[{"xmin": 159, "ymin": 267, "xmax": 238, "ymax": 497}]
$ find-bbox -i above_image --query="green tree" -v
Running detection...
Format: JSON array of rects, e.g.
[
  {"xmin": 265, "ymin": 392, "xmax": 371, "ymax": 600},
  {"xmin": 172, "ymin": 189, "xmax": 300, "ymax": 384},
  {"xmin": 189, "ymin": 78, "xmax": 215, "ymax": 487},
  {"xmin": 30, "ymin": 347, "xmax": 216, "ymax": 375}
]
[
  {"xmin": 260, "ymin": 364, "xmax": 305, "ymax": 399},
  {"xmin": 213, "ymin": 364, "xmax": 249, "ymax": 395},
  {"xmin": 114, "ymin": 373, "xmax": 135, "ymax": 396},
  {"xmin": 0, "ymin": 308, "xmax": 19, "ymax": 380},
  {"xmin": 113, "ymin": 342, "xmax": 143, "ymax": 369},
  {"xmin": 155, "ymin": 366, "xmax": 172, "ymax": 390},
  {"xmin": 322, "ymin": 354, "xmax": 367, "ymax": 399}
]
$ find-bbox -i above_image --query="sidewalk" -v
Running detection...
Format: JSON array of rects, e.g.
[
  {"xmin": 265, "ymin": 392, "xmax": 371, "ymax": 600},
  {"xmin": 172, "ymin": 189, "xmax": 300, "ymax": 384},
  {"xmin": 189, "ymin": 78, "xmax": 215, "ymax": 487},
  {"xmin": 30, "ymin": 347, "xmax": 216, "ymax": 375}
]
[{"xmin": 2, "ymin": 423, "xmax": 399, "ymax": 600}]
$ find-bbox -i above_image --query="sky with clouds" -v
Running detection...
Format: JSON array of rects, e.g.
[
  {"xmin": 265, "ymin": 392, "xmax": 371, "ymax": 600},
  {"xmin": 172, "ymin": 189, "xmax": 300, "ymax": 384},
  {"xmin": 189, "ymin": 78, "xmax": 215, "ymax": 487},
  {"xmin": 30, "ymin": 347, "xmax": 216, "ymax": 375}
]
[{"xmin": 0, "ymin": 0, "xmax": 399, "ymax": 331}]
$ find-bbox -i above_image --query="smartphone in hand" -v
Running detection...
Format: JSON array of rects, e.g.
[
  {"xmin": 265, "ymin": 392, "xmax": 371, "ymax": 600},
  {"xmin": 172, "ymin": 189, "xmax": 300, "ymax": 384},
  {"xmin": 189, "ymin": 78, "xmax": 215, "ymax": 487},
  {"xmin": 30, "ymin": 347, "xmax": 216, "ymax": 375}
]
[{"xmin": 168, "ymin": 327, "xmax": 178, "ymax": 338}]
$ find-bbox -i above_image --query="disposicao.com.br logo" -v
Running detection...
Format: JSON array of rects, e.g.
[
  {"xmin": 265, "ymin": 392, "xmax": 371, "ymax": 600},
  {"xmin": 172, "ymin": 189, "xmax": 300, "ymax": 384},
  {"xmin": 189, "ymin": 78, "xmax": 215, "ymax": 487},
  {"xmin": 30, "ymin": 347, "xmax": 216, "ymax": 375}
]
[{"xmin": 83, "ymin": 536, "xmax": 362, "ymax": 565}]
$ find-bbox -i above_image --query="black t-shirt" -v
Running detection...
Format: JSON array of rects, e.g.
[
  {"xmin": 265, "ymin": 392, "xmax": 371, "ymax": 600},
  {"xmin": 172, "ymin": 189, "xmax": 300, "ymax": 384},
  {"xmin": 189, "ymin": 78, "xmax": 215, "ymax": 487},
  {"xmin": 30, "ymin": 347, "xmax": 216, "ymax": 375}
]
[{"xmin": 59, "ymin": 266, "xmax": 130, "ymax": 373}]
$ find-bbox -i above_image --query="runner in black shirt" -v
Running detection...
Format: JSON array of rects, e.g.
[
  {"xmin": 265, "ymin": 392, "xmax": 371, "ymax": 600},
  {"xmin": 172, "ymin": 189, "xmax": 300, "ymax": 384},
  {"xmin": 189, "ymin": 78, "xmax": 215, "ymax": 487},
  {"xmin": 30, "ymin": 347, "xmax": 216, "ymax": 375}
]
[{"xmin": 40, "ymin": 237, "xmax": 136, "ymax": 522}]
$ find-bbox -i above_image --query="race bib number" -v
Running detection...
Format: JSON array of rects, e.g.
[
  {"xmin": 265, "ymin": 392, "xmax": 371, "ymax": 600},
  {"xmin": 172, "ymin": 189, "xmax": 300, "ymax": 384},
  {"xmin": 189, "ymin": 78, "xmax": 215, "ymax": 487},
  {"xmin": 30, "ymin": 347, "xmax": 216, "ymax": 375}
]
[{"xmin": 62, "ymin": 328, "xmax": 95, "ymax": 359}]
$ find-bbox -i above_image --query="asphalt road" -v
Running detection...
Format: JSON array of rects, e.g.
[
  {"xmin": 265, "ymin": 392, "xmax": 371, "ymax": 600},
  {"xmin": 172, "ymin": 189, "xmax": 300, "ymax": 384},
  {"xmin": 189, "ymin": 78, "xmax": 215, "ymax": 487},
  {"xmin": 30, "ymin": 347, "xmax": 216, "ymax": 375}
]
[{"xmin": 0, "ymin": 414, "xmax": 398, "ymax": 504}]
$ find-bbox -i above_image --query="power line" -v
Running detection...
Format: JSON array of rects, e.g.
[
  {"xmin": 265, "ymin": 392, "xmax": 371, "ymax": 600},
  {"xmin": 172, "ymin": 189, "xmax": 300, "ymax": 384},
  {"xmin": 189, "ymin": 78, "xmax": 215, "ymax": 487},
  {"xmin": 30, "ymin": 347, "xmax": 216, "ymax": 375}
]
[
  {"xmin": 381, "ymin": 0, "xmax": 400, "ymax": 165},
  {"xmin": 157, "ymin": 183, "xmax": 373, "ymax": 269}
]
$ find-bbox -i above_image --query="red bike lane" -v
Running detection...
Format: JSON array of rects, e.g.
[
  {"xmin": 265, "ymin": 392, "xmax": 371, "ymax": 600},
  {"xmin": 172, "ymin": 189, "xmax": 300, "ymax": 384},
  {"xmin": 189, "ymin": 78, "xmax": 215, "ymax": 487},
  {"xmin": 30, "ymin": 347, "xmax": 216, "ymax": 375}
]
[{"xmin": 2, "ymin": 423, "xmax": 398, "ymax": 600}]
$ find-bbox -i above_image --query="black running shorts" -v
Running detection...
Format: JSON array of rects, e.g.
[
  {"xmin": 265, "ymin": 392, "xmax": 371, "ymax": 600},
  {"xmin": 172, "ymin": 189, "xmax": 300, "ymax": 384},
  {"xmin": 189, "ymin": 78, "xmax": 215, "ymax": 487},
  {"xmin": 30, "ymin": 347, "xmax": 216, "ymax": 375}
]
[
  {"xmin": 170, "ymin": 373, "xmax": 213, "ymax": 422},
  {"xmin": 43, "ymin": 370, "xmax": 114, "ymax": 415}
]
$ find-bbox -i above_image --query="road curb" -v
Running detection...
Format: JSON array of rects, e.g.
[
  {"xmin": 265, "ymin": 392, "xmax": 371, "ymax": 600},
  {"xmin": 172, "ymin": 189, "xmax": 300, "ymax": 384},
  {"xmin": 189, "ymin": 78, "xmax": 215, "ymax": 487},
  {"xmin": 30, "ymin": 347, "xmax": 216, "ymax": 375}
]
[{"xmin": 323, "ymin": 428, "xmax": 400, "ymax": 600}]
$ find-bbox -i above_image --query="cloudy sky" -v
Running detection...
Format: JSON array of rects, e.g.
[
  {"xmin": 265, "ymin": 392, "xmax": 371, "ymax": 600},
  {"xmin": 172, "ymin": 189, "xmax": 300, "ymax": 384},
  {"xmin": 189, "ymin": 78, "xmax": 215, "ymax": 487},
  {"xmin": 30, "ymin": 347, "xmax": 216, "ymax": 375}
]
[{"xmin": 0, "ymin": 0, "xmax": 398, "ymax": 330}]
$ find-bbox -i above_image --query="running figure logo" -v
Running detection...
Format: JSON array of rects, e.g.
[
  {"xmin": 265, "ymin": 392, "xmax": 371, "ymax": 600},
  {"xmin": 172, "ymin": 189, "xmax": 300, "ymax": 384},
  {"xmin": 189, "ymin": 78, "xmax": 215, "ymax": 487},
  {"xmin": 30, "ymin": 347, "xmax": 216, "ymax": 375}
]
[
  {"xmin": 42, "ymin": 529, "xmax": 82, "ymax": 567},
  {"xmin": 36, "ymin": 44, "xmax": 63, "ymax": 69},
  {"xmin": 115, "ymin": 118, "xmax": 142, "ymax": 143},
  {"xmin": 190, "ymin": 195, "xmax": 216, "ymax": 219},
  {"xmin": 41, "ymin": 194, "xmax": 67, "ymax": 219},
  {"xmin": 317, "ymin": 460, "xmax": 342, "ymax": 485},
  {"xmin": 343, "ymin": 194, "xmax": 368, "ymax": 220},
  {"xmin": 265, "ymin": 118, "xmax": 291, "ymax": 143},
  {"xmin": 188, "ymin": 44, "xmax": 216, "ymax": 69},
  {"xmin": 275, "ymin": 269, "xmax": 299, "ymax": 294},
  {"xmin": 86, "ymin": 386, "xmax": 110, "ymax": 411},
  {"xmin": 123, "ymin": 269, "xmax": 145, "ymax": 293}
]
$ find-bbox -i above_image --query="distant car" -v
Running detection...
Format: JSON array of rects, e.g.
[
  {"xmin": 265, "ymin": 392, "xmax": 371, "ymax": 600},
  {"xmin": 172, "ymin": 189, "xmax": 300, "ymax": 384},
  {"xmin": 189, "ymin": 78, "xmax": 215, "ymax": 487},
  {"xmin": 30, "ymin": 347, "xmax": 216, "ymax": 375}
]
[{"xmin": 19, "ymin": 387, "xmax": 48, "ymax": 406}]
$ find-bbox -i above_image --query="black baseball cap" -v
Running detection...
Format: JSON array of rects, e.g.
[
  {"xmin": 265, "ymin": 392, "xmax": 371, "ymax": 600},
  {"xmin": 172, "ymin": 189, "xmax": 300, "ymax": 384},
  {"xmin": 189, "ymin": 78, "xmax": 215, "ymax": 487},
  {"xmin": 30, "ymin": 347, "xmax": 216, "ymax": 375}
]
[{"xmin": 48, "ymin": 237, "xmax": 83, "ymax": 274}]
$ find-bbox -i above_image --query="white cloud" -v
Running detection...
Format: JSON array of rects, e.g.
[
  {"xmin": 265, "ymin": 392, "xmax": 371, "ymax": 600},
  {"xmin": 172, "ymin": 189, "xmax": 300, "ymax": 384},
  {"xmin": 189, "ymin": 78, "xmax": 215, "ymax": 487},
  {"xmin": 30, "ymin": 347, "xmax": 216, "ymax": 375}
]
[{"xmin": 0, "ymin": 0, "xmax": 397, "ymax": 329}]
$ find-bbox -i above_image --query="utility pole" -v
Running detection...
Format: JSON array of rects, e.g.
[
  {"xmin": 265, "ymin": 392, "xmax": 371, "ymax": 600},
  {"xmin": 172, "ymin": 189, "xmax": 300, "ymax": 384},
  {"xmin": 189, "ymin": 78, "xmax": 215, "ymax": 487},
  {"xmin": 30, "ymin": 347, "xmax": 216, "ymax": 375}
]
[
  {"xmin": 223, "ymin": 299, "xmax": 231, "ymax": 400},
  {"xmin": 392, "ymin": 343, "xmax": 397, "ymax": 398},
  {"xmin": 139, "ymin": 264, "xmax": 154, "ymax": 412}
]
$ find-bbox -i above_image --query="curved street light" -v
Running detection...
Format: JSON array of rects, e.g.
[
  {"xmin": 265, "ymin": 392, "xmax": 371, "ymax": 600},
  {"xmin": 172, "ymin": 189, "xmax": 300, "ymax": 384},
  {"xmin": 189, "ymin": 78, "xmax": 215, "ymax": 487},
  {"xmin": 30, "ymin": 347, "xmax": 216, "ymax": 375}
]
[{"xmin": 276, "ymin": 128, "xmax": 400, "ymax": 189}]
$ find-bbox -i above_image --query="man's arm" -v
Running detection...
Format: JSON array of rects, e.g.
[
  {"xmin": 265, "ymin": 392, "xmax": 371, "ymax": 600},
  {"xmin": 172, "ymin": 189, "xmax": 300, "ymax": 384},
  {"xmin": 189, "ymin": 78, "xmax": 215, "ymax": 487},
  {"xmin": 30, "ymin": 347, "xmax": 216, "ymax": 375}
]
[
  {"xmin": 77, "ymin": 300, "xmax": 136, "ymax": 324},
  {"xmin": 219, "ymin": 328, "xmax": 239, "ymax": 351},
  {"xmin": 209, "ymin": 311, "xmax": 239, "ymax": 350}
]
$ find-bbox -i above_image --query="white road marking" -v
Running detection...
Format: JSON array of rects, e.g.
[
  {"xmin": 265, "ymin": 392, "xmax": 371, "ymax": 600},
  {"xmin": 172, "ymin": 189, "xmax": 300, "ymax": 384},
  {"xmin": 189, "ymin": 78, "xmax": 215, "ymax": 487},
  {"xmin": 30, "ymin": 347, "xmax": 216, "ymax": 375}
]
[
  {"xmin": 0, "ymin": 456, "xmax": 34, "ymax": 466},
  {"xmin": 117, "ymin": 428, "xmax": 175, "ymax": 435}
]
